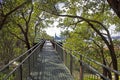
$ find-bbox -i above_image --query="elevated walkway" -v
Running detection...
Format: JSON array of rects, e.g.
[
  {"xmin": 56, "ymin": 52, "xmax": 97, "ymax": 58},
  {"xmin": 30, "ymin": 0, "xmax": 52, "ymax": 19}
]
[
  {"xmin": 30, "ymin": 41, "xmax": 73, "ymax": 80},
  {"xmin": 0, "ymin": 40, "xmax": 120, "ymax": 80}
]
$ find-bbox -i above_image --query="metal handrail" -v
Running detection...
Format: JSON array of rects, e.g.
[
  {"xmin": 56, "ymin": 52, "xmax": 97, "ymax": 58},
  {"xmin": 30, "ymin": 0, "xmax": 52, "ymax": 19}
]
[
  {"xmin": 53, "ymin": 41, "xmax": 109, "ymax": 79},
  {"xmin": 77, "ymin": 52, "xmax": 120, "ymax": 75},
  {"xmin": 0, "ymin": 40, "xmax": 44, "ymax": 72},
  {"xmin": 53, "ymin": 41, "xmax": 120, "ymax": 80},
  {"xmin": 3, "ymin": 40, "xmax": 44, "ymax": 80},
  {"xmin": 54, "ymin": 41, "xmax": 120, "ymax": 75}
]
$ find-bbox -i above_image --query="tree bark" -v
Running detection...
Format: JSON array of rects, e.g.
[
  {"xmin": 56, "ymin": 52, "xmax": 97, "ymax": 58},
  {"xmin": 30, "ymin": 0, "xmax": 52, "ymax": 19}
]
[
  {"xmin": 108, "ymin": 45, "xmax": 118, "ymax": 80},
  {"xmin": 24, "ymin": 32, "xmax": 31, "ymax": 50},
  {"xmin": 101, "ymin": 49, "xmax": 112, "ymax": 79},
  {"xmin": 107, "ymin": 0, "xmax": 120, "ymax": 18}
]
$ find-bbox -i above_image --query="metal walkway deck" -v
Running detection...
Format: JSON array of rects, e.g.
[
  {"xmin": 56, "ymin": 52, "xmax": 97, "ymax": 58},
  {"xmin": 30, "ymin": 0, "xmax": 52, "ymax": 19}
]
[{"xmin": 30, "ymin": 41, "xmax": 74, "ymax": 80}]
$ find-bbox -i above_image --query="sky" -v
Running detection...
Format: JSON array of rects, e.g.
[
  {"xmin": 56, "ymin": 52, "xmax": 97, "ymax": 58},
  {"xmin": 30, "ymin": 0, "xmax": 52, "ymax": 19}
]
[
  {"xmin": 108, "ymin": 25, "xmax": 120, "ymax": 37},
  {"xmin": 44, "ymin": 21, "xmax": 63, "ymax": 37},
  {"xmin": 45, "ymin": 26, "xmax": 61, "ymax": 37}
]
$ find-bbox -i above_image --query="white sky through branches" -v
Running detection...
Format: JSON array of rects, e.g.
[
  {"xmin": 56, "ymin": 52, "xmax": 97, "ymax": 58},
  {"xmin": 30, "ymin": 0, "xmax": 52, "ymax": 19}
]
[
  {"xmin": 45, "ymin": 26, "xmax": 61, "ymax": 37},
  {"xmin": 45, "ymin": 24, "xmax": 118, "ymax": 37},
  {"xmin": 44, "ymin": 21, "xmax": 62, "ymax": 37}
]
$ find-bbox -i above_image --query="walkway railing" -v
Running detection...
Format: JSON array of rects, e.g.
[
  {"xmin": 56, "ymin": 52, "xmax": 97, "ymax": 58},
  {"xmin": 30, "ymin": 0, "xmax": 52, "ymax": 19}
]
[
  {"xmin": 51, "ymin": 41, "xmax": 120, "ymax": 80},
  {"xmin": 0, "ymin": 40, "xmax": 45, "ymax": 80}
]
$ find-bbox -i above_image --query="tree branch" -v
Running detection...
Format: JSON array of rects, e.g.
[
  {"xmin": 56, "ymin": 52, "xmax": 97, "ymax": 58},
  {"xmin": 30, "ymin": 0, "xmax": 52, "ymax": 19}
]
[
  {"xmin": 17, "ymin": 24, "xmax": 25, "ymax": 35},
  {"xmin": 88, "ymin": 22, "xmax": 110, "ymax": 46},
  {"xmin": 5, "ymin": 1, "xmax": 27, "ymax": 17},
  {"xmin": 25, "ymin": 4, "xmax": 33, "ymax": 33},
  {"xmin": 72, "ymin": 20, "xmax": 83, "ymax": 30},
  {"xmin": 21, "ymin": 12, "xmax": 27, "ymax": 23},
  {"xmin": 27, "ymin": 5, "xmax": 33, "ymax": 23},
  {"xmin": 8, "ymin": 30, "xmax": 26, "ymax": 43},
  {"xmin": 0, "ymin": 1, "xmax": 28, "ymax": 30}
]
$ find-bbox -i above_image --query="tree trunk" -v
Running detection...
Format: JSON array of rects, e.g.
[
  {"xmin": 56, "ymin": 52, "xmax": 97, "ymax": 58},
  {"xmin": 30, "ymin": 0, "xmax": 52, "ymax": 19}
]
[
  {"xmin": 25, "ymin": 34, "xmax": 31, "ymax": 50},
  {"xmin": 107, "ymin": 0, "xmax": 120, "ymax": 18},
  {"xmin": 108, "ymin": 45, "xmax": 118, "ymax": 80},
  {"xmin": 107, "ymin": 70, "xmax": 112, "ymax": 79}
]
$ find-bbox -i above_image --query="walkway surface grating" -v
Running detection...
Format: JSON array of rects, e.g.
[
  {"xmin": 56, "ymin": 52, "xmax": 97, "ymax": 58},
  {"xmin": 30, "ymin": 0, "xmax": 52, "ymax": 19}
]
[{"xmin": 30, "ymin": 41, "xmax": 74, "ymax": 80}]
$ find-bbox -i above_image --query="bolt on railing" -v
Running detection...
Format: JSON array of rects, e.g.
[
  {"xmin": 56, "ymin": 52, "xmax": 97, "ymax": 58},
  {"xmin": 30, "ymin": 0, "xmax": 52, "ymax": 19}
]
[
  {"xmin": 0, "ymin": 40, "xmax": 45, "ymax": 80},
  {"xmin": 51, "ymin": 41, "xmax": 120, "ymax": 80}
]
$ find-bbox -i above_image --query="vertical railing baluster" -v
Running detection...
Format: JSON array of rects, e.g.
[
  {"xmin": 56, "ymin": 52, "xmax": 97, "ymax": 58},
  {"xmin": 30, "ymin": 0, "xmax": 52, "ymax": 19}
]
[
  {"xmin": 70, "ymin": 54, "xmax": 73, "ymax": 75},
  {"xmin": 28, "ymin": 51, "xmax": 31, "ymax": 76},
  {"xmin": 61, "ymin": 47, "xmax": 63, "ymax": 61},
  {"xmin": 55, "ymin": 42, "xmax": 57, "ymax": 51},
  {"xmin": 79, "ymin": 55, "xmax": 83, "ymax": 80},
  {"xmin": 19, "ymin": 58, "xmax": 23, "ymax": 80},
  {"xmin": 63, "ymin": 50, "xmax": 66, "ymax": 64},
  {"xmin": 19, "ymin": 65, "xmax": 23, "ymax": 80},
  {"xmin": 33, "ymin": 51, "xmax": 35, "ymax": 68}
]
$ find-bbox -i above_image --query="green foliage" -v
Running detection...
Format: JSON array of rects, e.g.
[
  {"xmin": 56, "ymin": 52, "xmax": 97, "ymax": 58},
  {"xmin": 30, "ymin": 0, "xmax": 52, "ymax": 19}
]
[
  {"xmin": 0, "ymin": 27, "xmax": 26, "ymax": 63},
  {"xmin": 0, "ymin": 73, "xmax": 14, "ymax": 80},
  {"xmin": 0, "ymin": 28, "xmax": 14, "ymax": 62}
]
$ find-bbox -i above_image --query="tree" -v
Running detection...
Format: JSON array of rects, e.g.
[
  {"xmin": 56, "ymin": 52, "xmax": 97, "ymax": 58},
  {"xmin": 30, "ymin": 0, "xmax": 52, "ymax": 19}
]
[
  {"xmin": 7, "ymin": 1, "xmax": 46, "ymax": 50},
  {"xmin": 7, "ymin": 3, "xmax": 33, "ymax": 50},
  {"xmin": 0, "ymin": 0, "xmax": 47, "ymax": 67}
]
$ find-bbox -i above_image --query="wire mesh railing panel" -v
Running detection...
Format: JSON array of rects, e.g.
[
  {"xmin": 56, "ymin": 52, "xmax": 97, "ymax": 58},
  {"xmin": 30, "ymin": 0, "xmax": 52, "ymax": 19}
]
[
  {"xmin": 72, "ymin": 57, "xmax": 80, "ymax": 80},
  {"xmin": 65, "ymin": 53, "xmax": 70, "ymax": 70},
  {"xmin": 22, "ymin": 58, "xmax": 29, "ymax": 80},
  {"xmin": 55, "ymin": 43, "xmax": 64, "ymax": 61}
]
